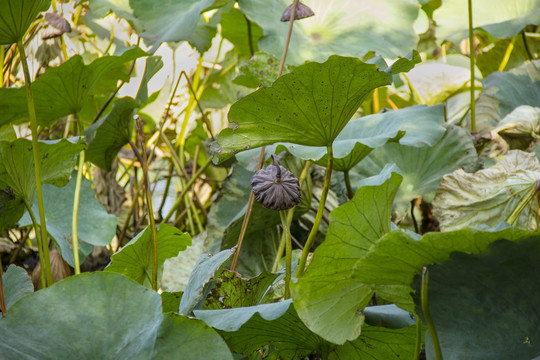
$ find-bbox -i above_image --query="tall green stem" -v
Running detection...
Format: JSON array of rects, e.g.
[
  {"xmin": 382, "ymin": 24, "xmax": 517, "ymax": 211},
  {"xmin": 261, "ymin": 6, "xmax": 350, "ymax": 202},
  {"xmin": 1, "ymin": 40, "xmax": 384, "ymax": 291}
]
[
  {"xmin": 280, "ymin": 211, "xmax": 292, "ymax": 298},
  {"xmin": 17, "ymin": 40, "xmax": 53, "ymax": 287},
  {"xmin": 422, "ymin": 267, "xmax": 443, "ymax": 360},
  {"xmin": 468, "ymin": 0, "xmax": 476, "ymax": 132},
  {"xmin": 297, "ymin": 145, "xmax": 333, "ymax": 277},
  {"xmin": 71, "ymin": 150, "xmax": 85, "ymax": 275}
]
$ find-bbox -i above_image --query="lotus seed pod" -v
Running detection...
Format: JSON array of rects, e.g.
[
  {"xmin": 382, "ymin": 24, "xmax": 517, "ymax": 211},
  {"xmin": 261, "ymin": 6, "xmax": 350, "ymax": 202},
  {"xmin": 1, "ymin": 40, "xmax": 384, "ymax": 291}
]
[
  {"xmin": 251, "ymin": 154, "xmax": 301, "ymax": 211},
  {"xmin": 280, "ymin": 2, "xmax": 315, "ymax": 22}
]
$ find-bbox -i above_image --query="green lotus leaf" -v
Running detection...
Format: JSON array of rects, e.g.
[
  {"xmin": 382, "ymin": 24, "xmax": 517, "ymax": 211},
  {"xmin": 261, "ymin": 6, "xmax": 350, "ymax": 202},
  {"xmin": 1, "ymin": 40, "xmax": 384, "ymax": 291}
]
[
  {"xmin": 276, "ymin": 104, "xmax": 446, "ymax": 171},
  {"xmin": 239, "ymin": 0, "xmax": 420, "ymax": 65},
  {"xmin": 85, "ymin": 97, "xmax": 139, "ymax": 171},
  {"xmin": 0, "ymin": 272, "xmax": 233, "ymax": 359},
  {"xmin": 0, "ymin": 138, "xmax": 85, "ymax": 206},
  {"xmin": 412, "ymin": 237, "xmax": 540, "ymax": 359},
  {"xmin": 106, "ymin": 224, "xmax": 192, "ymax": 288},
  {"xmin": 0, "ymin": 0, "xmax": 50, "ymax": 44},
  {"xmin": 19, "ymin": 174, "xmax": 117, "ymax": 267},
  {"xmin": 434, "ymin": 0, "xmax": 540, "ymax": 43},
  {"xmin": 216, "ymin": 54, "xmax": 420, "ymax": 161},
  {"xmin": 352, "ymin": 227, "xmax": 536, "ymax": 311},
  {"xmin": 0, "ymin": 47, "xmax": 147, "ymax": 127},
  {"xmin": 290, "ymin": 165, "xmax": 401, "ymax": 344},
  {"xmin": 343, "ymin": 125, "xmax": 477, "ymax": 214},
  {"xmin": 433, "ymin": 150, "xmax": 540, "ymax": 231},
  {"xmin": 468, "ymin": 60, "xmax": 540, "ymax": 134},
  {"xmin": 1, "ymin": 265, "xmax": 33, "ymax": 312}
]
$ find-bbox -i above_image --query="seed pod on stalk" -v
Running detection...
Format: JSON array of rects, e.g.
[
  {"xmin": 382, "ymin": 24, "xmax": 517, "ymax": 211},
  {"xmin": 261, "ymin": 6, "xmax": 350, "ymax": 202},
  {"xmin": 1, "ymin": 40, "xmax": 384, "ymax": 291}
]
[{"xmin": 250, "ymin": 154, "xmax": 301, "ymax": 211}]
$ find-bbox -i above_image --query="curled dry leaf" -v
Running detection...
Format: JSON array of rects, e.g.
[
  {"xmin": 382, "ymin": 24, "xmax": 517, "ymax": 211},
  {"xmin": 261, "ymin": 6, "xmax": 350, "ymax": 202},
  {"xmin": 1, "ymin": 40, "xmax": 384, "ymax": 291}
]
[
  {"xmin": 251, "ymin": 154, "xmax": 301, "ymax": 211},
  {"xmin": 280, "ymin": 2, "xmax": 315, "ymax": 22},
  {"xmin": 433, "ymin": 150, "xmax": 540, "ymax": 231}
]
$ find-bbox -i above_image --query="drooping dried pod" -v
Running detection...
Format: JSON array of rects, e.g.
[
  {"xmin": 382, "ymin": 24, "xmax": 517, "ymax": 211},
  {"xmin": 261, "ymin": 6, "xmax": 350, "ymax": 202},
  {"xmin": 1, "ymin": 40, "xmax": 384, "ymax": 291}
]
[
  {"xmin": 42, "ymin": 13, "xmax": 71, "ymax": 40},
  {"xmin": 251, "ymin": 154, "xmax": 301, "ymax": 211},
  {"xmin": 280, "ymin": 2, "xmax": 315, "ymax": 22}
]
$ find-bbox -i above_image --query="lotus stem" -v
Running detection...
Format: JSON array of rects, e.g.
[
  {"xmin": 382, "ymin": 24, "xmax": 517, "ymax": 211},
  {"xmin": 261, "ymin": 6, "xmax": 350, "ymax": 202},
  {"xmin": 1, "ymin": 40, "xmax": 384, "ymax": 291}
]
[
  {"xmin": 17, "ymin": 40, "xmax": 53, "ymax": 287},
  {"xmin": 468, "ymin": 0, "xmax": 476, "ymax": 132},
  {"xmin": 421, "ymin": 267, "xmax": 443, "ymax": 360},
  {"xmin": 71, "ymin": 149, "xmax": 85, "ymax": 275},
  {"xmin": 297, "ymin": 145, "xmax": 333, "ymax": 277}
]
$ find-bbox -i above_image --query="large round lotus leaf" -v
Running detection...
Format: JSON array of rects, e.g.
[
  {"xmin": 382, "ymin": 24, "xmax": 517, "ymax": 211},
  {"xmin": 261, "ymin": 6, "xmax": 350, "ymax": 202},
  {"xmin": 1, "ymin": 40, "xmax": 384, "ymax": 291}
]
[
  {"xmin": 291, "ymin": 165, "xmax": 402, "ymax": 344},
  {"xmin": 239, "ymin": 0, "xmax": 420, "ymax": 65},
  {"xmin": 466, "ymin": 60, "xmax": 540, "ymax": 134},
  {"xmin": 0, "ymin": 272, "xmax": 233, "ymax": 359},
  {"xmin": 412, "ymin": 237, "xmax": 540, "ymax": 360},
  {"xmin": 433, "ymin": 150, "xmax": 540, "ymax": 231},
  {"xmin": 434, "ymin": 0, "xmax": 540, "ymax": 43},
  {"xmin": 0, "ymin": 0, "xmax": 50, "ymax": 44},
  {"xmin": 346, "ymin": 125, "xmax": 477, "ymax": 213},
  {"xmin": 0, "ymin": 272, "xmax": 232, "ymax": 360},
  {"xmin": 216, "ymin": 55, "xmax": 419, "ymax": 161}
]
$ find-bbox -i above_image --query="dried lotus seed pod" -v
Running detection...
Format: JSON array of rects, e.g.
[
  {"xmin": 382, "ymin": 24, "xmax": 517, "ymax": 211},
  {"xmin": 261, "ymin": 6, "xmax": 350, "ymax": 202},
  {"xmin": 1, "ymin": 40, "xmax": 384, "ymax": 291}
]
[
  {"xmin": 251, "ymin": 154, "xmax": 301, "ymax": 211},
  {"xmin": 280, "ymin": 2, "xmax": 315, "ymax": 22}
]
